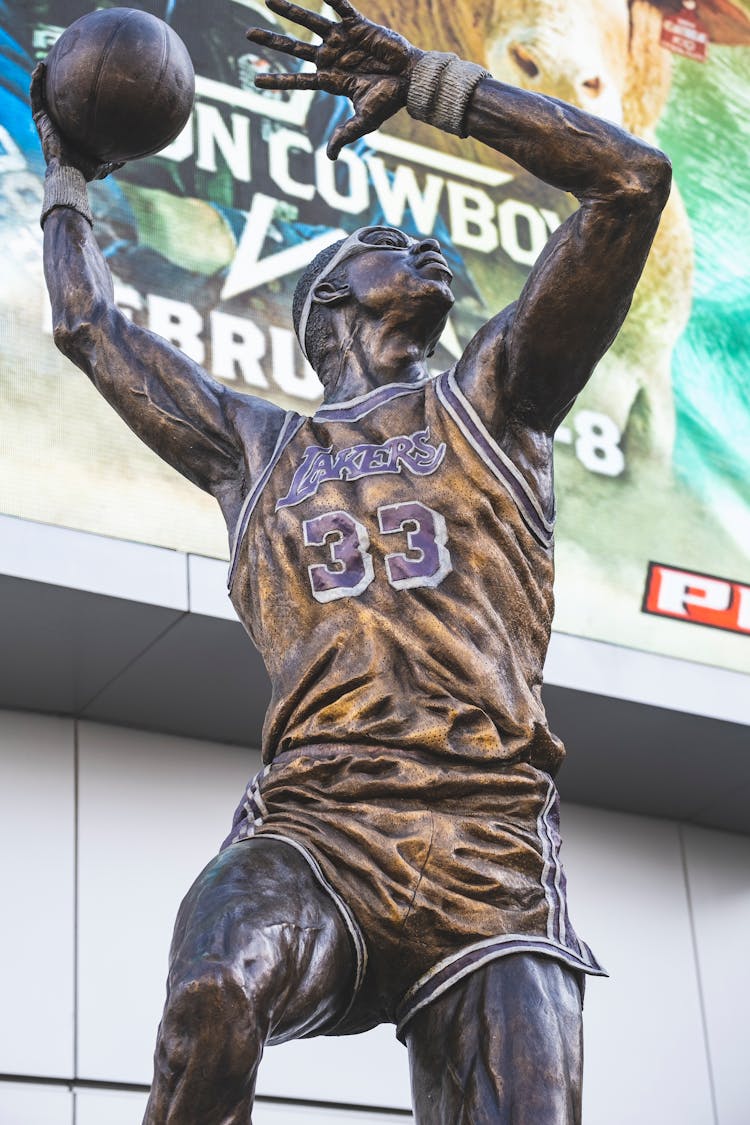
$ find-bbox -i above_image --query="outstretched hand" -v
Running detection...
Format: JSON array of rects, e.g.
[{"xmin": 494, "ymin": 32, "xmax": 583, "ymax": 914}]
[
  {"xmin": 30, "ymin": 63, "xmax": 123, "ymax": 181},
  {"xmin": 246, "ymin": 0, "xmax": 421, "ymax": 159}
]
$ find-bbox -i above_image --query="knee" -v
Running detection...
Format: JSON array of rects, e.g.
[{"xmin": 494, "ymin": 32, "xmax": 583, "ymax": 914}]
[
  {"xmin": 148, "ymin": 963, "xmax": 264, "ymax": 1113},
  {"xmin": 159, "ymin": 963, "xmax": 257, "ymax": 1064}
]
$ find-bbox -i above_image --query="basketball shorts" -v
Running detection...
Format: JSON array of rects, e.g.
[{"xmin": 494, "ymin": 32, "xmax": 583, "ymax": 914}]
[{"xmin": 222, "ymin": 743, "xmax": 605, "ymax": 1039}]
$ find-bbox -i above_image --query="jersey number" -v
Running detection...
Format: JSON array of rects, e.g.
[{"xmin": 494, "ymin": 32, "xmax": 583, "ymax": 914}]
[{"xmin": 303, "ymin": 502, "xmax": 452, "ymax": 603}]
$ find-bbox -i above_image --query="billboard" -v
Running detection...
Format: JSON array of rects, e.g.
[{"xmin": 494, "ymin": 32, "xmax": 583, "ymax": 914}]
[{"xmin": 1, "ymin": 0, "xmax": 749, "ymax": 674}]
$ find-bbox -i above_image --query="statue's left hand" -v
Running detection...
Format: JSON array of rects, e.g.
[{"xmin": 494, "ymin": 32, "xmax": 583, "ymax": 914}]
[
  {"xmin": 30, "ymin": 63, "xmax": 124, "ymax": 181},
  {"xmin": 246, "ymin": 0, "xmax": 421, "ymax": 159}
]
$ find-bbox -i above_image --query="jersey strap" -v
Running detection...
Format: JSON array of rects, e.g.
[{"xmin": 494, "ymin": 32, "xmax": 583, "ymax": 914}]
[
  {"xmin": 227, "ymin": 411, "xmax": 306, "ymax": 589},
  {"xmin": 312, "ymin": 378, "xmax": 431, "ymax": 423},
  {"xmin": 435, "ymin": 368, "xmax": 554, "ymax": 549}
]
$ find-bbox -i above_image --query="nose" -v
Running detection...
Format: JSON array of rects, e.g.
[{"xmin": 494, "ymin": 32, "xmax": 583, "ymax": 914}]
[
  {"xmin": 412, "ymin": 237, "xmax": 442, "ymax": 254},
  {"xmin": 506, "ymin": 41, "xmax": 607, "ymax": 108}
]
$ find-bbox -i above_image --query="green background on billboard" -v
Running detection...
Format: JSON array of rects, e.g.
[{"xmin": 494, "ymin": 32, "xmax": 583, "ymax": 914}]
[{"xmin": 658, "ymin": 48, "xmax": 750, "ymax": 542}]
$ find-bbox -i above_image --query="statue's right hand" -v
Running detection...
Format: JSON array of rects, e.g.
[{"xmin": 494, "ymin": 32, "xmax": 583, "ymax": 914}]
[
  {"xmin": 30, "ymin": 63, "xmax": 123, "ymax": 181},
  {"xmin": 246, "ymin": 0, "xmax": 422, "ymax": 159}
]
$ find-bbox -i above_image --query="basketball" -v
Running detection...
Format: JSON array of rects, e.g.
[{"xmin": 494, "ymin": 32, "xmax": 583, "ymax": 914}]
[{"xmin": 44, "ymin": 7, "xmax": 195, "ymax": 165}]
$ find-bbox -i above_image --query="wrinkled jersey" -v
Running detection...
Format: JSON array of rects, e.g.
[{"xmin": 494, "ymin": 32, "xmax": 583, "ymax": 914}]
[{"xmin": 228, "ymin": 369, "xmax": 563, "ymax": 773}]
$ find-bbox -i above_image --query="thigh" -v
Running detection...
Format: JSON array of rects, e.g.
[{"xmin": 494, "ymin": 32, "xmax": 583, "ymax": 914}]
[
  {"xmin": 168, "ymin": 835, "xmax": 357, "ymax": 1043},
  {"xmin": 406, "ymin": 954, "xmax": 583, "ymax": 1125}
]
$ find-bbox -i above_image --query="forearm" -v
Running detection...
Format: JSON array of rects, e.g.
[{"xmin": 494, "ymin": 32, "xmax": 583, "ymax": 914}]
[
  {"xmin": 407, "ymin": 60, "xmax": 671, "ymax": 429},
  {"xmin": 43, "ymin": 202, "xmax": 116, "ymax": 373},
  {"xmin": 42, "ymin": 197, "xmax": 241, "ymax": 490},
  {"xmin": 407, "ymin": 54, "xmax": 670, "ymax": 207},
  {"xmin": 465, "ymin": 79, "xmax": 670, "ymax": 204}
]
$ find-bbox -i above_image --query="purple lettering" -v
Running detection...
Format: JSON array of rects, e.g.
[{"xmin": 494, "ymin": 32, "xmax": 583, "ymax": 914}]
[
  {"xmin": 359, "ymin": 444, "xmax": 395, "ymax": 474},
  {"xmin": 331, "ymin": 444, "xmax": 367, "ymax": 480},
  {"xmin": 388, "ymin": 436, "xmax": 414, "ymax": 467},
  {"xmin": 276, "ymin": 444, "xmax": 333, "ymax": 509},
  {"xmin": 410, "ymin": 429, "xmax": 447, "ymax": 473},
  {"xmin": 276, "ymin": 428, "xmax": 446, "ymax": 509}
]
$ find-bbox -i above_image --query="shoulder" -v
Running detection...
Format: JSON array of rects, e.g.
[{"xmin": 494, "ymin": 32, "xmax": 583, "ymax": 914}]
[
  {"xmin": 450, "ymin": 301, "xmax": 519, "ymax": 433},
  {"xmin": 217, "ymin": 391, "xmax": 300, "ymax": 523},
  {"xmin": 445, "ymin": 305, "xmax": 555, "ymax": 521},
  {"xmin": 225, "ymin": 392, "xmax": 292, "ymax": 472}
]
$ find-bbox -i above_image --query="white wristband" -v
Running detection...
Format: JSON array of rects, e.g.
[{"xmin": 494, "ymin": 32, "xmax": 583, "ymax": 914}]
[
  {"xmin": 407, "ymin": 51, "xmax": 490, "ymax": 137},
  {"xmin": 41, "ymin": 164, "xmax": 93, "ymax": 228}
]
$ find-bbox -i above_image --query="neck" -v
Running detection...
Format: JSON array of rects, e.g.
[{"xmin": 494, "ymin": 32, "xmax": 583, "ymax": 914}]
[{"xmin": 318, "ymin": 314, "xmax": 431, "ymax": 405}]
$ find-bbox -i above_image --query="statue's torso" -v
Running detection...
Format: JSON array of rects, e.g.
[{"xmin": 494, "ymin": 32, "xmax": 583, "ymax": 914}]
[{"xmin": 229, "ymin": 370, "xmax": 562, "ymax": 774}]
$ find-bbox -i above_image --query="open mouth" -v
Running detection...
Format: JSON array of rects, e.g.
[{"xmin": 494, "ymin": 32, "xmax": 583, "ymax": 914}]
[{"xmin": 415, "ymin": 253, "xmax": 454, "ymax": 281}]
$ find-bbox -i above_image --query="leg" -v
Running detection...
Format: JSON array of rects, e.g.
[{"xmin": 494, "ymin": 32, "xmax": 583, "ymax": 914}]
[
  {"xmin": 143, "ymin": 836, "xmax": 356, "ymax": 1125},
  {"xmin": 406, "ymin": 954, "xmax": 583, "ymax": 1125}
]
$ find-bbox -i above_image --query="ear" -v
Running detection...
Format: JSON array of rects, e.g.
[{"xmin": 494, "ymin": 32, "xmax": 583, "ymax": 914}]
[{"xmin": 312, "ymin": 279, "xmax": 350, "ymax": 306}]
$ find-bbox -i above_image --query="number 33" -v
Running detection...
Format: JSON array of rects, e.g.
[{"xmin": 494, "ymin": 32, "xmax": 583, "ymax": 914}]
[{"xmin": 302, "ymin": 501, "xmax": 452, "ymax": 603}]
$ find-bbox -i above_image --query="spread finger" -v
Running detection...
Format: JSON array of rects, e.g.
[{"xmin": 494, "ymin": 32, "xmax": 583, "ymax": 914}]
[
  {"xmin": 255, "ymin": 71, "xmax": 319, "ymax": 89},
  {"xmin": 323, "ymin": 0, "xmax": 359, "ymax": 19},
  {"xmin": 265, "ymin": 0, "xmax": 333, "ymax": 36},
  {"xmin": 246, "ymin": 27, "xmax": 318, "ymax": 62}
]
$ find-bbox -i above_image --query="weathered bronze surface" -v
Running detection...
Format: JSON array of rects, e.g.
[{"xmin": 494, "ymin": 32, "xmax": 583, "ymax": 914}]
[
  {"xmin": 34, "ymin": 2, "xmax": 671, "ymax": 1120},
  {"xmin": 44, "ymin": 8, "xmax": 194, "ymax": 163}
]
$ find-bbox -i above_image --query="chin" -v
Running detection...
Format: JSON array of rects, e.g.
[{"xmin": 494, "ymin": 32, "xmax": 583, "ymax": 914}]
[
  {"xmin": 434, "ymin": 284, "xmax": 455, "ymax": 317},
  {"xmin": 415, "ymin": 272, "xmax": 454, "ymax": 306}
]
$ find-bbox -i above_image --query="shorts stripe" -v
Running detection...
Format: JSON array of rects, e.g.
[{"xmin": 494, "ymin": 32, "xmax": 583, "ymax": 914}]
[
  {"xmin": 395, "ymin": 934, "xmax": 607, "ymax": 1040},
  {"xmin": 537, "ymin": 779, "xmax": 569, "ymax": 946},
  {"xmin": 538, "ymin": 781, "xmax": 560, "ymax": 942},
  {"xmin": 257, "ymin": 831, "xmax": 369, "ymax": 1014}
]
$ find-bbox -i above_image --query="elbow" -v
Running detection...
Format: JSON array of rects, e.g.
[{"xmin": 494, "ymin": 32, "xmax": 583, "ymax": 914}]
[
  {"xmin": 52, "ymin": 315, "xmax": 87, "ymax": 361},
  {"xmin": 52, "ymin": 298, "xmax": 112, "ymax": 365},
  {"xmin": 618, "ymin": 145, "xmax": 673, "ymax": 215},
  {"xmin": 641, "ymin": 147, "xmax": 673, "ymax": 210}
]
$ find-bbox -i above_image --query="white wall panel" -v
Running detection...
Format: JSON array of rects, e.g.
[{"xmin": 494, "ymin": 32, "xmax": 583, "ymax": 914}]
[
  {"xmin": 258, "ymin": 1025, "xmax": 412, "ymax": 1111},
  {"xmin": 0, "ymin": 516, "xmax": 188, "ymax": 609},
  {"xmin": 561, "ymin": 804, "xmax": 714, "ymax": 1125},
  {"xmin": 75, "ymin": 1088, "xmax": 149, "ymax": 1125},
  {"xmin": 683, "ymin": 825, "xmax": 750, "ymax": 1125},
  {"xmin": 76, "ymin": 722, "xmax": 258, "ymax": 1083},
  {"xmin": 0, "ymin": 1083, "xmax": 72, "ymax": 1125},
  {"xmin": 254, "ymin": 1103, "xmax": 412, "ymax": 1124},
  {"xmin": 73, "ymin": 1088, "xmax": 410, "ymax": 1125},
  {"xmin": 545, "ymin": 632, "xmax": 750, "ymax": 726},
  {"xmin": 187, "ymin": 554, "xmax": 236, "ymax": 621},
  {"xmin": 0, "ymin": 711, "xmax": 75, "ymax": 1078}
]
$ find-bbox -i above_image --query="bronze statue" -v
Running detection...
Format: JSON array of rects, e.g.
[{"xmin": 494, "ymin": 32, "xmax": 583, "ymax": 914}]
[{"xmin": 32, "ymin": 1, "xmax": 671, "ymax": 1120}]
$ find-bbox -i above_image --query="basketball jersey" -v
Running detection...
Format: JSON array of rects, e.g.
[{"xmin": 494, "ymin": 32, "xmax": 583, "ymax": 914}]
[{"xmin": 228, "ymin": 368, "xmax": 564, "ymax": 776}]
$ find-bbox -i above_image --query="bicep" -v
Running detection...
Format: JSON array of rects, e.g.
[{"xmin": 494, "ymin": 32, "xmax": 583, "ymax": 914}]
[{"xmin": 503, "ymin": 190, "xmax": 666, "ymax": 431}]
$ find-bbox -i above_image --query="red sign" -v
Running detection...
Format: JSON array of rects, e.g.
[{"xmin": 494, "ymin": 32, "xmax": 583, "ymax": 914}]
[
  {"xmin": 661, "ymin": 8, "xmax": 709, "ymax": 61},
  {"xmin": 643, "ymin": 563, "xmax": 750, "ymax": 635}
]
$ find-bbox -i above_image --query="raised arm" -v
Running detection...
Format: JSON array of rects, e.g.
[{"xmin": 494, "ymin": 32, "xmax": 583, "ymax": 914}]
[
  {"xmin": 44, "ymin": 206, "xmax": 246, "ymax": 494},
  {"xmin": 32, "ymin": 67, "xmax": 282, "ymax": 525},
  {"xmin": 247, "ymin": 0, "xmax": 671, "ymax": 434},
  {"xmin": 455, "ymin": 81, "xmax": 671, "ymax": 433}
]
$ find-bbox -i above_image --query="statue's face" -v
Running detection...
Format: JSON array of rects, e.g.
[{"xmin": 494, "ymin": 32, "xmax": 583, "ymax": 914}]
[
  {"xmin": 339, "ymin": 227, "xmax": 455, "ymax": 321},
  {"xmin": 301, "ymin": 226, "xmax": 456, "ymax": 375}
]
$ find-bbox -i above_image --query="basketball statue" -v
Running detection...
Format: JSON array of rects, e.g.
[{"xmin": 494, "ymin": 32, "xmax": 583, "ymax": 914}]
[{"xmin": 32, "ymin": 0, "xmax": 671, "ymax": 1120}]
